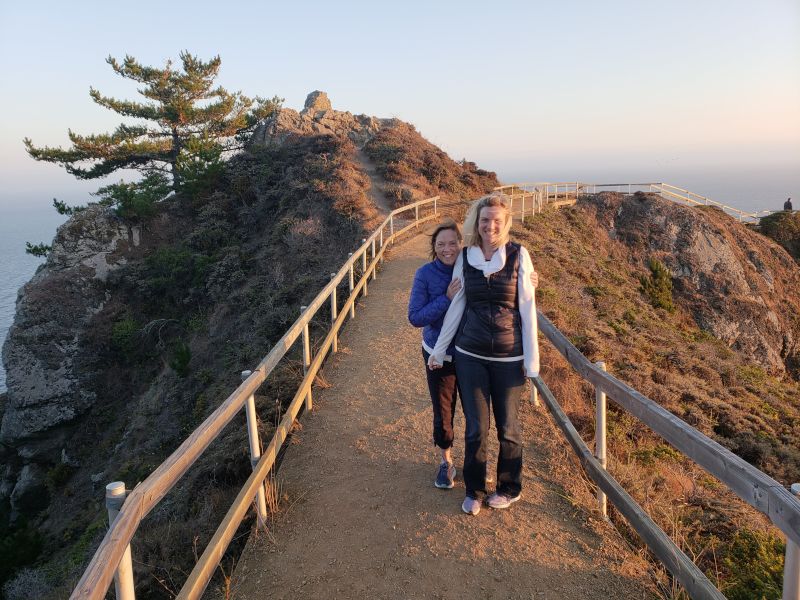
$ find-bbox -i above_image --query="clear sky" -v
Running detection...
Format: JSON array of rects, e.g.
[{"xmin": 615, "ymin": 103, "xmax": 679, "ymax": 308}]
[{"xmin": 1, "ymin": 0, "xmax": 798, "ymax": 211}]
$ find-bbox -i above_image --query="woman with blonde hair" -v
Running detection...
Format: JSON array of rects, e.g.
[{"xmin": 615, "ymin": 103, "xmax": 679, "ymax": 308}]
[{"xmin": 429, "ymin": 192, "xmax": 539, "ymax": 515}]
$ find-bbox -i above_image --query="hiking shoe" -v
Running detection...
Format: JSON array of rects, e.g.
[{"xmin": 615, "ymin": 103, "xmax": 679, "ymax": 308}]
[
  {"xmin": 462, "ymin": 495, "xmax": 481, "ymax": 516},
  {"xmin": 434, "ymin": 462, "xmax": 456, "ymax": 489},
  {"xmin": 487, "ymin": 492, "xmax": 521, "ymax": 509}
]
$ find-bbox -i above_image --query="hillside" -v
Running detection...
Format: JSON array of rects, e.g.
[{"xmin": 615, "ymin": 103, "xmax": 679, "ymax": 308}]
[
  {"xmin": 2, "ymin": 93, "xmax": 799, "ymax": 598},
  {"xmin": 0, "ymin": 92, "xmax": 498, "ymax": 598},
  {"xmin": 513, "ymin": 193, "xmax": 800, "ymax": 598}
]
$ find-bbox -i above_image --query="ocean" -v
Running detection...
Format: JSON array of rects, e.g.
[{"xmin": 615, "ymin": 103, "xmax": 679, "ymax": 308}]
[{"xmin": 0, "ymin": 166, "xmax": 797, "ymax": 393}]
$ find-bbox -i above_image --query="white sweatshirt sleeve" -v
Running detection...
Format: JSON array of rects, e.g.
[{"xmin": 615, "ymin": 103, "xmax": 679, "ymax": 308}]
[
  {"xmin": 428, "ymin": 253, "xmax": 465, "ymax": 366},
  {"xmin": 518, "ymin": 246, "xmax": 540, "ymax": 377}
]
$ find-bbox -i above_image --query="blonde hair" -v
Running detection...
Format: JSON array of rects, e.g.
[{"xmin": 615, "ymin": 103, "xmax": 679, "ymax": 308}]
[{"xmin": 462, "ymin": 192, "xmax": 512, "ymax": 248}]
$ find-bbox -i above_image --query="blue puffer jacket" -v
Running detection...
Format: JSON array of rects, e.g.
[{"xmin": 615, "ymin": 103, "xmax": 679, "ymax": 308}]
[{"xmin": 408, "ymin": 258, "xmax": 456, "ymax": 354}]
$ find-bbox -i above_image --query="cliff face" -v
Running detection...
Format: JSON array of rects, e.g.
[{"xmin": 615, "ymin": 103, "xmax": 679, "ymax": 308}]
[
  {"xmin": 0, "ymin": 91, "xmax": 498, "ymax": 597},
  {"xmin": 592, "ymin": 192, "xmax": 800, "ymax": 377},
  {"xmin": 1, "ymin": 208, "xmax": 142, "ymax": 507}
]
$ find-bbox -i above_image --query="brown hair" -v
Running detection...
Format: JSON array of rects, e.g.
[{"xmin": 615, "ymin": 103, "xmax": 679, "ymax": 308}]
[
  {"xmin": 429, "ymin": 219, "xmax": 462, "ymax": 260},
  {"xmin": 464, "ymin": 192, "xmax": 512, "ymax": 248}
]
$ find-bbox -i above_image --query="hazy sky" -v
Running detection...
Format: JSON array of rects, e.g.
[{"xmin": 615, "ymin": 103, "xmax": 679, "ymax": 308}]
[{"xmin": 1, "ymin": 0, "xmax": 798, "ymax": 210}]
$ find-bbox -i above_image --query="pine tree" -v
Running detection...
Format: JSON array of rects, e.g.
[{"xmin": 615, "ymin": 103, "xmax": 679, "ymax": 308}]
[{"xmin": 24, "ymin": 52, "xmax": 281, "ymax": 192}]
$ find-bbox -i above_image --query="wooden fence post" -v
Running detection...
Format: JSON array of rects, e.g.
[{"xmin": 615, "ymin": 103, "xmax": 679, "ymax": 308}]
[
  {"xmin": 300, "ymin": 306, "xmax": 312, "ymax": 410},
  {"xmin": 330, "ymin": 273, "xmax": 338, "ymax": 353},
  {"xmin": 105, "ymin": 482, "xmax": 136, "ymax": 600},
  {"xmin": 595, "ymin": 360, "xmax": 608, "ymax": 519},
  {"xmin": 371, "ymin": 238, "xmax": 377, "ymax": 281},
  {"xmin": 348, "ymin": 253, "xmax": 355, "ymax": 319},
  {"xmin": 361, "ymin": 240, "xmax": 368, "ymax": 297},
  {"xmin": 240, "ymin": 370, "xmax": 268, "ymax": 526}
]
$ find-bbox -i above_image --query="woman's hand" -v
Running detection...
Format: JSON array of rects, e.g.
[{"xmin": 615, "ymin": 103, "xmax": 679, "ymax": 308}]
[
  {"xmin": 530, "ymin": 270, "xmax": 539, "ymax": 288},
  {"xmin": 446, "ymin": 278, "xmax": 462, "ymax": 300},
  {"xmin": 428, "ymin": 354, "xmax": 443, "ymax": 370}
]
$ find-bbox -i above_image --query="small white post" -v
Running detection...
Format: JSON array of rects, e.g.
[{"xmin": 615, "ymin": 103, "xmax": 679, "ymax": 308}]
[
  {"xmin": 784, "ymin": 483, "xmax": 800, "ymax": 600},
  {"xmin": 330, "ymin": 273, "xmax": 338, "ymax": 353},
  {"xmin": 241, "ymin": 370, "xmax": 268, "ymax": 526},
  {"xmin": 595, "ymin": 360, "xmax": 608, "ymax": 519},
  {"xmin": 379, "ymin": 228, "xmax": 384, "ymax": 264},
  {"xmin": 434, "ymin": 196, "xmax": 438, "ymax": 215},
  {"xmin": 370, "ymin": 238, "xmax": 377, "ymax": 281},
  {"xmin": 348, "ymin": 253, "xmax": 355, "ymax": 319},
  {"xmin": 361, "ymin": 240, "xmax": 368, "ymax": 297},
  {"xmin": 105, "ymin": 482, "xmax": 136, "ymax": 600},
  {"xmin": 415, "ymin": 203, "xmax": 419, "ymax": 222},
  {"xmin": 530, "ymin": 377, "xmax": 539, "ymax": 407},
  {"xmin": 390, "ymin": 215, "xmax": 394, "ymax": 242},
  {"xmin": 300, "ymin": 306, "xmax": 312, "ymax": 410}
]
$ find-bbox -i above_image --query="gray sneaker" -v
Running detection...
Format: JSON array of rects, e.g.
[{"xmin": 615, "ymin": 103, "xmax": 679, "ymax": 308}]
[
  {"xmin": 462, "ymin": 495, "xmax": 481, "ymax": 515},
  {"xmin": 434, "ymin": 462, "xmax": 456, "ymax": 489},
  {"xmin": 487, "ymin": 492, "xmax": 521, "ymax": 509}
]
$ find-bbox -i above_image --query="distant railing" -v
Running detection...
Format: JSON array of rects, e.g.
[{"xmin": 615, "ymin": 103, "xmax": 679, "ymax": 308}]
[
  {"xmin": 495, "ymin": 181, "xmax": 786, "ymax": 224},
  {"xmin": 70, "ymin": 196, "xmax": 441, "ymax": 600}
]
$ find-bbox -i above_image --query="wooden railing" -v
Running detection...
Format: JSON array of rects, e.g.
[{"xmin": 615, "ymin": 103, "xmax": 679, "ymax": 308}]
[
  {"xmin": 73, "ymin": 185, "xmax": 800, "ymax": 600},
  {"xmin": 495, "ymin": 181, "xmax": 781, "ymax": 224},
  {"xmin": 533, "ymin": 313, "xmax": 800, "ymax": 599},
  {"xmin": 70, "ymin": 196, "xmax": 441, "ymax": 600}
]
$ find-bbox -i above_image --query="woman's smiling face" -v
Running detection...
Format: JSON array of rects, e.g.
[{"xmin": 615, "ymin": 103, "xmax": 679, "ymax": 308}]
[
  {"xmin": 478, "ymin": 205, "xmax": 506, "ymax": 248},
  {"xmin": 434, "ymin": 229, "xmax": 460, "ymax": 265}
]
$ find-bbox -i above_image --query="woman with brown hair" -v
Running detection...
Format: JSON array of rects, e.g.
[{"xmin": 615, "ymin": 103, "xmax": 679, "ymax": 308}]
[
  {"xmin": 428, "ymin": 192, "xmax": 539, "ymax": 515},
  {"xmin": 408, "ymin": 220, "xmax": 464, "ymax": 488}
]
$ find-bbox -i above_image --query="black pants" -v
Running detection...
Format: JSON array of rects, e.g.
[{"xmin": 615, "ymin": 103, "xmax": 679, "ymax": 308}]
[
  {"xmin": 422, "ymin": 348, "xmax": 458, "ymax": 450},
  {"xmin": 455, "ymin": 349, "xmax": 525, "ymax": 498}
]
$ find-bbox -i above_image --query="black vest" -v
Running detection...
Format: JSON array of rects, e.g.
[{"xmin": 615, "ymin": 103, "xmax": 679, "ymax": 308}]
[{"xmin": 456, "ymin": 243, "xmax": 523, "ymax": 358}]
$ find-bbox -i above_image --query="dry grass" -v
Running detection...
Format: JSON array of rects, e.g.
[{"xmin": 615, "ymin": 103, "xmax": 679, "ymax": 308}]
[{"xmin": 514, "ymin": 198, "xmax": 797, "ymax": 598}]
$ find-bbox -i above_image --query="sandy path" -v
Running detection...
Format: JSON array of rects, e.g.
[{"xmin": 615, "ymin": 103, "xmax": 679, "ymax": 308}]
[
  {"xmin": 355, "ymin": 148, "xmax": 394, "ymax": 215},
  {"xmin": 226, "ymin": 234, "xmax": 656, "ymax": 600}
]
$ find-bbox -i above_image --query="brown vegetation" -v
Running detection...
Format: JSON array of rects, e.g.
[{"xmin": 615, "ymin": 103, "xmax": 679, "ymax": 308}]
[
  {"xmin": 513, "ymin": 195, "xmax": 799, "ymax": 598},
  {"xmin": 363, "ymin": 122, "xmax": 499, "ymax": 207}
]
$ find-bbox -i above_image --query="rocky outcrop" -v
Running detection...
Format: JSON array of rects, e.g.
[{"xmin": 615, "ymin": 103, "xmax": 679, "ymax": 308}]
[
  {"xmin": 591, "ymin": 192, "xmax": 800, "ymax": 376},
  {"xmin": 0, "ymin": 205, "xmax": 140, "ymax": 505},
  {"xmin": 249, "ymin": 90, "xmax": 396, "ymax": 148}
]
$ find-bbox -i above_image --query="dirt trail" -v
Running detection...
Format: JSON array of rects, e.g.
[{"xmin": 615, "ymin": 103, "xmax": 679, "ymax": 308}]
[
  {"xmin": 226, "ymin": 234, "xmax": 657, "ymax": 600},
  {"xmin": 355, "ymin": 148, "xmax": 394, "ymax": 215}
]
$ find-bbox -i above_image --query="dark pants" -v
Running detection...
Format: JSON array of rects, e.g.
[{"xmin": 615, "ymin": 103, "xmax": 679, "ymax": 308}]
[
  {"xmin": 422, "ymin": 348, "xmax": 458, "ymax": 450},
  {"xmin": 455, "ymin": 349, "xmax": 525, "ymax": 498}
]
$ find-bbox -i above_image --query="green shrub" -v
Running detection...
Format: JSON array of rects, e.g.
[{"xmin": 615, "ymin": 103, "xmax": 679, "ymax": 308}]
[
  {"xmin": 640, "ymin": 257, "xmax": 674, "ymax": 312},
  {"xmin": 46, "ymin": 463, "xmax": 75, "ymax": 489},
  {"xmin": 722, "ymin": 529, "xmax": 784, "ymax": 600},
  {"xmin": 737, "ymin": 365, "xmax": 768, "ymax": 386},
  {"xmin": 0, "ymin": 521, "xmax": 42, "ymax": 588},
  {"xmin": 111, "ymin": 315, "xmax": 140, "ymax": 358},
  {"xmin": 169, "ymin": 341, "xmax": 192, "ymax": 377}
]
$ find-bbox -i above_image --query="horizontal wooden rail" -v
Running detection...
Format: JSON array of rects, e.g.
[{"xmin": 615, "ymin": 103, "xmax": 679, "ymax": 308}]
[
  {"xmin": 537, "ymin": 312, "xmax": 800, "ymax": 547},
  {"xmin": 177, "ymin": 205, "xmax": 440, "ymax": 599},
  {"xmin": 532, "ymin": 376, "xmax": 725, "ymax": 600},
  {"xmin": 71, "ymin": 195, "xmax": 440, "ymax": 600}
]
